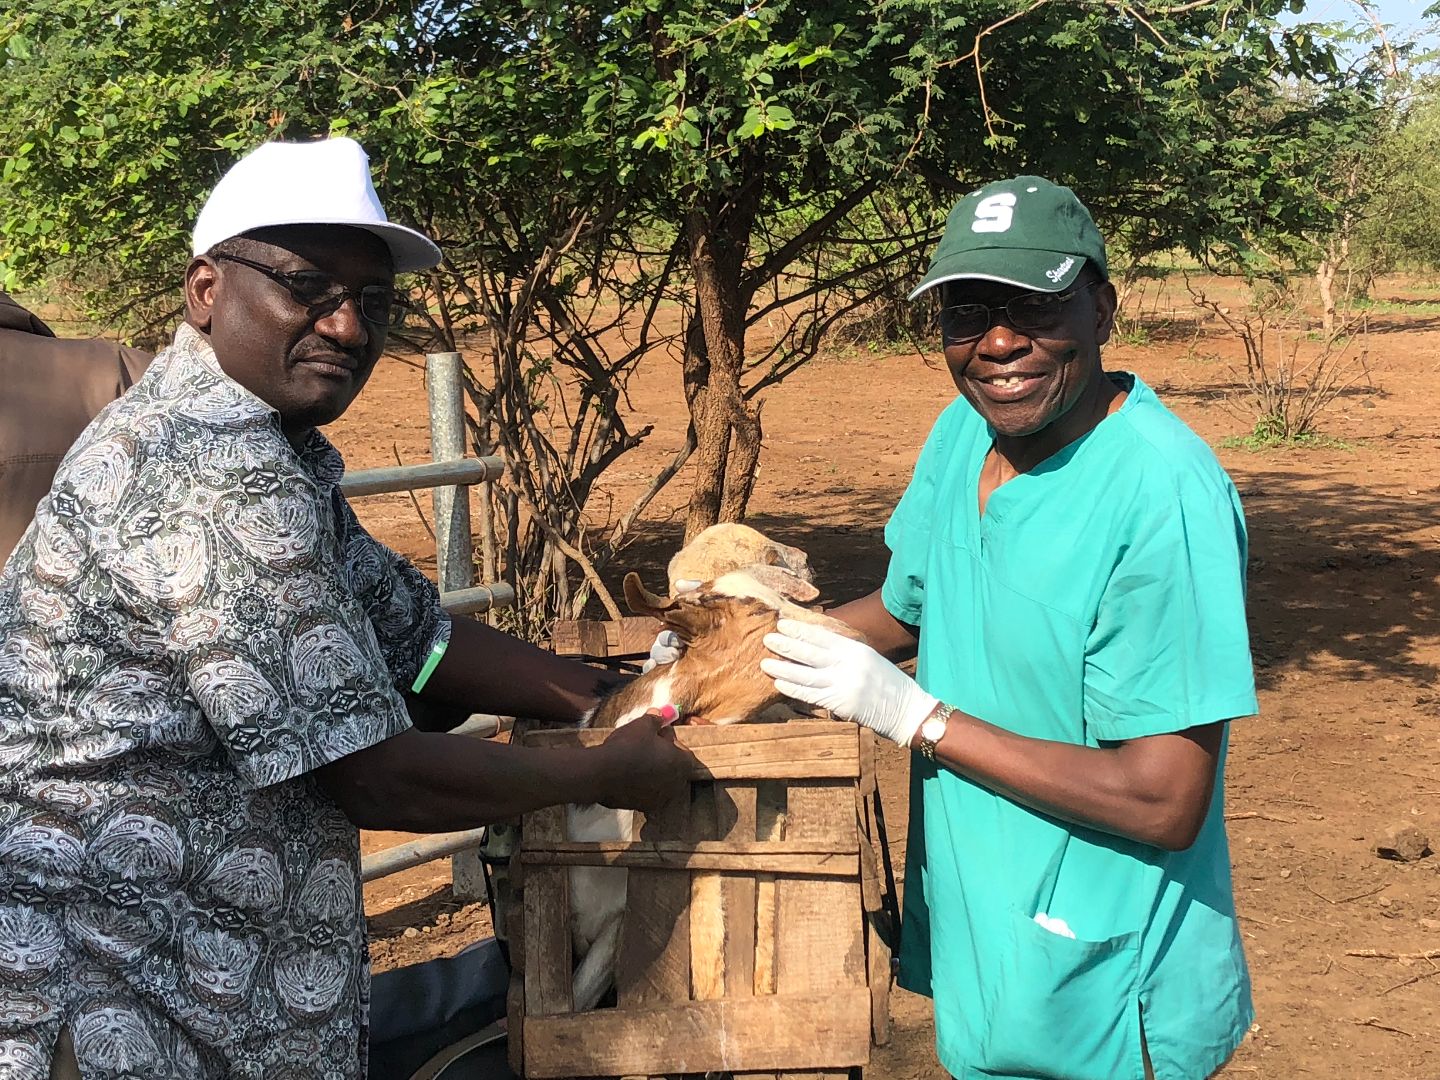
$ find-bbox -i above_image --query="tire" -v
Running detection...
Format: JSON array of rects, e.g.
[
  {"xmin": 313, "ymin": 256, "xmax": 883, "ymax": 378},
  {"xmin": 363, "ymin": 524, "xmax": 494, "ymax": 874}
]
[{"xmin": 407, "ymin": 1022, "xmax": 515, "ymax": 1080}]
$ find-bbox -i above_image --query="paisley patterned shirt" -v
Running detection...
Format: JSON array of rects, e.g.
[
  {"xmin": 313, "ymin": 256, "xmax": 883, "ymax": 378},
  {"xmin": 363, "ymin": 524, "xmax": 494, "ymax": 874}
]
[{"xmin": 0, "ymin": 323, "xmax": 449, "ymax": 1079}]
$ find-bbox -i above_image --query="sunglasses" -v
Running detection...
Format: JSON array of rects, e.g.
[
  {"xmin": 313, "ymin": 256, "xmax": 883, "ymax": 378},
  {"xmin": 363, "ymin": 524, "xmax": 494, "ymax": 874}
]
[
  {"xmin": 938, "ymin": 280, "xmax": 1100, "ymax": 345},
  {"xmin": 213, "ymin": 253, "xmax": 402, "ymax": 327}
]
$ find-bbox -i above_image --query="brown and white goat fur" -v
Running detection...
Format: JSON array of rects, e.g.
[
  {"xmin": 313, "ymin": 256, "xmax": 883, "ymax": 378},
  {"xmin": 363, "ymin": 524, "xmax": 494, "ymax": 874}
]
[{"xmin": 565, "ymin": 526, "xmax": 861, "ymax": 1010}]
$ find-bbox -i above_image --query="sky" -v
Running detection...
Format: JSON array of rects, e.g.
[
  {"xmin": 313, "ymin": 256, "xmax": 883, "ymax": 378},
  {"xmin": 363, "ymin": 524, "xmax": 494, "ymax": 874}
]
[{"xmin": 1295, "ymin": 0, "xmax": 1436, "ymax": 36}]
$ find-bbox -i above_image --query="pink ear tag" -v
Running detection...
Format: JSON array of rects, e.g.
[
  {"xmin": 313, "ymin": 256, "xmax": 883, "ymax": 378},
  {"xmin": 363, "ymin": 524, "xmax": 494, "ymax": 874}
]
[{"xmin": 658, "ymin": 704, "xmax": 680, "ymax": 725}]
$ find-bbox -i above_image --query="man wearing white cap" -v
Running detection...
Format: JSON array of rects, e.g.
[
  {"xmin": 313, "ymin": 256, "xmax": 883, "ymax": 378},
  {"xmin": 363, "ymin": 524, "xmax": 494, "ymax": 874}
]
[
  {"xmin": 0, "ymin": 138, "xmax": 690, "ymax": 1079},
  {"xmin": 756, "ymin": 178, "xmax": 1257, "ymax": 1079}
]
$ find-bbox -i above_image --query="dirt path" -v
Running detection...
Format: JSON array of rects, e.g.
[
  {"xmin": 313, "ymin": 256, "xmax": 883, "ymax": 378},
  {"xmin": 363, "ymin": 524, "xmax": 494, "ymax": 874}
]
[{"xmin": 345, "ymin": 279, "xmax": 1440, "ymax": 1078}]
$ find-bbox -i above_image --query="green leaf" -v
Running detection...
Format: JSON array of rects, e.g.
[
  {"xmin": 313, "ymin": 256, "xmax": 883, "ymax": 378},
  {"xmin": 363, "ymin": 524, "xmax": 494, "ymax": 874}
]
[{"xmin": 766, "ymin": 105, "xmax": 796, "ymax": 130}]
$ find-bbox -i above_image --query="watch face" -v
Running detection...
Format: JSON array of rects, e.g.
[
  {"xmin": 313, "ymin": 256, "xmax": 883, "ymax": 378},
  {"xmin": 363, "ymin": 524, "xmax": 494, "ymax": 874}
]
[{"xmin": 922, "ymin": 717, "xmax": 948, "ymax": 742}]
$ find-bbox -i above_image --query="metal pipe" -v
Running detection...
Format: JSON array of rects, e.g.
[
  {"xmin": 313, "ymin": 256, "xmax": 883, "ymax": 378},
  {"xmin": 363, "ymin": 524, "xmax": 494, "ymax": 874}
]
[
  {"xmin": 340, "ymin": 456, "xmax": 504, "ymax": 498},
  {"xmin": 449, "ymin": 714, "xmax": 511, "ymax": 739},
  {"xmin": 440, "ymin": 582, "xmax": 516, "ymax": 615},
  {"xmin": 426, "ymin": 351, "xmax": 492, "ymax": 901},
  {"xmin": 361, "ymin": 826, "xmax": 491, "ymax": 883},
  {"xmin": 426, "ymin": 351, "xmax": 477, "ymax": 598}
]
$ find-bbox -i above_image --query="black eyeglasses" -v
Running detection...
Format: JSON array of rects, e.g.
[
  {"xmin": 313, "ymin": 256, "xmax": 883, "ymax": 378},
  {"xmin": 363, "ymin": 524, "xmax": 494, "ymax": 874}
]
[
  {"xmin": 213, "ymin": 253, "xmax": 401, "ymax": 327},
  {"xmin": 938, "ymin": 280, "xmax": 1100, "ymax": 345}
]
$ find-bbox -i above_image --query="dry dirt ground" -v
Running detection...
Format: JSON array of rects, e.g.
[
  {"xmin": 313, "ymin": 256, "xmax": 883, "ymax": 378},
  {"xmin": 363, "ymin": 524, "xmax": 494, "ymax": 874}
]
[{"xmin": 340, "ymin": 276, "xmax": 1440, "ymax": 1079}]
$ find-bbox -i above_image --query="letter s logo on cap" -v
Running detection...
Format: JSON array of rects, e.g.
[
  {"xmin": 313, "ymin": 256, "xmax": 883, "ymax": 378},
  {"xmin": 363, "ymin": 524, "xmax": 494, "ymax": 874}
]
[{"xmin": 971, "ymin": 193, "xmax": 1017, "ymax": 233}]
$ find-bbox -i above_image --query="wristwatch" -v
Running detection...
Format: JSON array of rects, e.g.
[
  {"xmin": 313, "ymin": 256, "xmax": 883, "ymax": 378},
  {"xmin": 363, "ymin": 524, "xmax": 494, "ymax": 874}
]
[{"xmin": 915, "ymin": 703, "xmax": 955, "ymax": 761}]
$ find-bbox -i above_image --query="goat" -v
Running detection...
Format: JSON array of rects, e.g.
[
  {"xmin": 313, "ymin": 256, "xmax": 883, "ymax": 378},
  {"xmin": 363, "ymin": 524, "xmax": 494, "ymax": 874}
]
[
  {"xmin": 665, "ymin": 522, "xmax": 819, "ymax": 602},
  {"xmin": 563, "ymin": 530, "xmax": 862, "ymax": 1011}
]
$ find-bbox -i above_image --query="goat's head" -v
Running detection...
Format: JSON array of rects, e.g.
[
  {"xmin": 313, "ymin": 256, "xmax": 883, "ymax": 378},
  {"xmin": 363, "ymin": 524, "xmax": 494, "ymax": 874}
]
[
  {"xmin": 666, "ymin": 523, "xmax": 819, "ymax": 604},
  {"xmin": 618, "ymin": 570, "xmax": 862, "ymax": 726}
]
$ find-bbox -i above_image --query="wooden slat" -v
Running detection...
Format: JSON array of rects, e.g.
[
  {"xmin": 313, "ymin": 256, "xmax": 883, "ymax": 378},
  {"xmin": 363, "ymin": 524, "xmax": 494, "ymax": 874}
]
[
  {"xmin": 868, "ymin": 900, "xmax": 893, "ymax": 1048},
  {"xmin": 521, "ymin": 837, "xmax": 855, "ymax": 858},
  {"xmin": 723, "ymin": 785, "xmax": 759, "ymax": 999},
  {"xmin": 690, "ymin": 784, "xmax": 726, "ymax": 1000},
  {"xmin": 754, "ymin": 872, "xmax": 778, "ymax": 995},
  {"xmin": 507, "ymin": 877, "xmax": 526, "ymax": 970},
  {"xmin": 522, "ymin": 988, "xmax": 872, "ymax": 1077},
  {"xmin": 547, "ymin": 620, "xmax": 584, "ymax": 657},
  {"xmin": 521, "ymin": 845, "xmax": 857, "ymax": 877},
  {"xmin": 616, "ymin": 793, "xmax": 690, "ymax": 1007},
  {"xmin": 691, "ymin": 867, "xmax": 727, "ymax": 999},
  {"xmin": 777, "ymin": 782, "xmax": 865, "ymax": 997},
  {"xmin": 526, "ymin": 804, "xmax": 566, "ymax": 844},
  {"xmin": 858, "ymin": 728, "xmax": 877, "ymax": 797},
  {"xmin": 857, "ymin": 786, "xmax": 895, "ymax": 1046},
  {"xmin": 786, "ymin": 781, "xmax": 855, "ymax": 838},
  {"xmin": 550, "ymin": 619, "xmax": 609, "ymax": 658},
  {"xmin": 523, "ymin": 868, "xmax": 572, "ymax": 1016},
  {"xmin": 860, "ymin": 812, "xmax": 893, "ymax": 1046},
  {"xmin": 521, "ymin": 793, "xmax": 570, "ymax": 1017},
  {"xmin": 523, "ymin": 723, "xmax": 860, "ymax": 780},
  {"xmin": 754, "ymin": 781, "xmax": 786, "ymax": 996},
  {"xmin": 613, "ymin": 615, "xmax": 666, "ymax": 655},
  {"xmin": 720, "ymin": 869, "xmax": 758, "ymax": 999},
  {"xmin": 523, "ymin": 850, "xmax": 856, "ymax": 876},
  {"xmin": 857, "ymin": 815, "xmax": 884, "ymax": 919},
  {"xmin": 507, "ymin": 882, "xmax": 526, "ymax": 1076}
]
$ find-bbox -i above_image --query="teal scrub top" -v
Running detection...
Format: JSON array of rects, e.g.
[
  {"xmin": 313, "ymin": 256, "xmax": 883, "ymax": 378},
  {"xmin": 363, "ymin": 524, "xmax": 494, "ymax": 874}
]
[{"xmin": 883, "ymin": 374, "xmax": 1257, "ymax": 1080}]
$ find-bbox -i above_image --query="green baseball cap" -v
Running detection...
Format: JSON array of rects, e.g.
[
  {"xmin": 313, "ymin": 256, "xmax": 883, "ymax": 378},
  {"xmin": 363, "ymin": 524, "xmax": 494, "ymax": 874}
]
[{"xmin": 908, "ymin": 176, "xmax": 1107, "ymax": 300}]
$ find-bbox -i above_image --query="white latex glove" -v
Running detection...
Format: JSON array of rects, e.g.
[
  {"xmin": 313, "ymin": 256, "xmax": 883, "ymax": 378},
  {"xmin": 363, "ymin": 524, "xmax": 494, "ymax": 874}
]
[
  {"xmin": 761, "ymin": 618, "xmax": 939, "ymax": 747},
  {"xmin": 641, "ymin": 630, "xmax": 684, "ymax": 674},
  {"xmin": 640, "ymin": 580, "xmax": 702, "ymax": 673}
]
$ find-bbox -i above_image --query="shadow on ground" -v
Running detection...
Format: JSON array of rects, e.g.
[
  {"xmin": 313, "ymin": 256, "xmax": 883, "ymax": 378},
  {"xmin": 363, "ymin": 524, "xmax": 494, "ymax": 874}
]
[
  {"xmin": 592, "ymin": 473, "xmax": 1439, "ymax": 696},
  {"xmin": 1238, "ymin": 471, "xmax": 1440, "ymax": 690}
]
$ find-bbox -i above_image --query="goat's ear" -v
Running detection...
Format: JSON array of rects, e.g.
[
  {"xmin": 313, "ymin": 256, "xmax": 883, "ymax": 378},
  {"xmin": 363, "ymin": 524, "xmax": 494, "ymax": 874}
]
[
  {"xmin": 743, "ymin": 564, "xmax": 821, "ymax": 604},
  {"xmin": 624, "ymin": 572, "xmax": 677, "ymax": 617},
  {"xmin": 659, "ymin": 598, "xmax": 729, "ymax": 643},
  {"xmin": 661, "ymin": 593, "xmax": 774, "ymax": 644}
]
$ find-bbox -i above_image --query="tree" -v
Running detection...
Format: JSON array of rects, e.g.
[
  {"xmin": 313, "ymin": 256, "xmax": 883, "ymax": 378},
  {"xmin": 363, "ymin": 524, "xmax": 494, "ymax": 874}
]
[
  {"xmin": 0, "ymin": 0, "xmax": 1379, "ymax": 633},
  {"xmin": 1351, "ymin": 73, "xmax": 1440, "ymax": 279},
  {"xmin": 0, "ymin": 0, "xmax": 691, "ymax": 637},
  {"xmin": 577, "ymin": 0, "xmax": 1366, "ymax": 536}
]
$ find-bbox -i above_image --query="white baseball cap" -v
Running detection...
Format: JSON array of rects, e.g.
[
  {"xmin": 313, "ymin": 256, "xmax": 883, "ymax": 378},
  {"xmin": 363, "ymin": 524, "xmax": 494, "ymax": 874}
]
[{"xmin": 191, "ymin": 137, "xmax": 442, "ymax": 272}]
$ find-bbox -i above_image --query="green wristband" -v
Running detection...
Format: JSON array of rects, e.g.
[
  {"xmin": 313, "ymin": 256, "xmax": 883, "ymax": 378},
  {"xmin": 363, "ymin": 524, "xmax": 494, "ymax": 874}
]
[{"xmin": 410, "ymin": 638, "xmax": 449, "ymax": 694}]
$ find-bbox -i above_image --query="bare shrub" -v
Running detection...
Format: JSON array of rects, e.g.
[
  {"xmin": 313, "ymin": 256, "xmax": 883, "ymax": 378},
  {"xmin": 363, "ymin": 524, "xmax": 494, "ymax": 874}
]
[{"xmin": 1189, "ymin": 279, "xmax": 1373, "ymax": 443}]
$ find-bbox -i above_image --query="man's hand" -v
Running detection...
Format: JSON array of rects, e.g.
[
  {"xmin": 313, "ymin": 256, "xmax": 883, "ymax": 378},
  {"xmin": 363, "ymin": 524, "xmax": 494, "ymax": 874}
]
[
  {"xmin": 641, "ymin": 630, "xmax": 684, "ymax": 674},
  {"xmin": 640, "ymin": 580, "xmax": 701, "ymax": 673},
  {"xmin": 592, "ymin": 710, "xmax": 693, "ymax": 811},
  {"xmin": 762, "ymin": 618, "xmax": 938, "ymax": 747}
]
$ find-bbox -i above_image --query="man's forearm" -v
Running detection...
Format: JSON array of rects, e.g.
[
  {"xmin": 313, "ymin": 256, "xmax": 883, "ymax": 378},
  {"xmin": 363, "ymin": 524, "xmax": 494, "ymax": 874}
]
[
  {"xmin": 830, "ymin": 588, "xmax": 919, "ymax": 661},
  {"xmin": 921, "ymin": 711, "xmax": 1225, "ymax": 851},
  {"xmin": 402, "ymin": 691, "xmax": 472, "ymax": 732},
  {"xmin": 423, "ymin": 615, "xmax": 624, "ymax": 722},
  {"xmin": 318, "ymin": 727, "xmax": 617, "ymax": 832}
]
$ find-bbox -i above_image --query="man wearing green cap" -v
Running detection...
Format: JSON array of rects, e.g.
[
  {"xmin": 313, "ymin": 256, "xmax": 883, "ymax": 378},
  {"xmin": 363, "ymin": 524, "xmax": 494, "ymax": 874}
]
[{"xmin": 761, "ymin": 177, "xmax": 1255, "ymax": 1079}]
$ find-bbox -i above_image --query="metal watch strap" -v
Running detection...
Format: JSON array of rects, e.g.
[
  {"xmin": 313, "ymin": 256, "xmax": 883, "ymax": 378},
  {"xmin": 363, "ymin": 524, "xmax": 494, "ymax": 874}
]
[{"xmin": 917, "ymin": 702, "xmax": 955, "ymax": 761}]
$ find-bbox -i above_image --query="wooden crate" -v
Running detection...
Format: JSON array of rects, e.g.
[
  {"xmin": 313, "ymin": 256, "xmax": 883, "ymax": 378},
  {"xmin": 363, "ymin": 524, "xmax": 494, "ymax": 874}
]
[
  {"xmin": 506, "ymin": 704, "xmax": 894, "ymax": 1079},
  {"xmin": 549, "ymin": 615, "xmax": 666, "ymax": 665}
]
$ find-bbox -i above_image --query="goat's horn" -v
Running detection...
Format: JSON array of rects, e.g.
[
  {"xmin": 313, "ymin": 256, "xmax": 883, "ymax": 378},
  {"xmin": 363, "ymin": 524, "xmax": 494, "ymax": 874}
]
[{"xmin": 624, "ymin": 572, "xmax": 677, "ymax": 615}]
